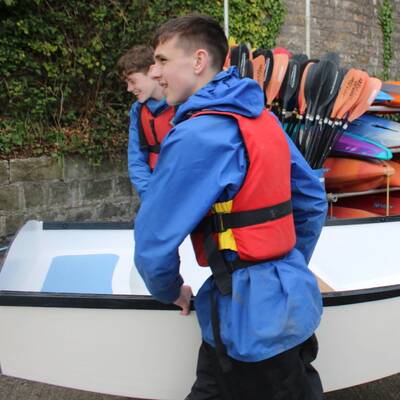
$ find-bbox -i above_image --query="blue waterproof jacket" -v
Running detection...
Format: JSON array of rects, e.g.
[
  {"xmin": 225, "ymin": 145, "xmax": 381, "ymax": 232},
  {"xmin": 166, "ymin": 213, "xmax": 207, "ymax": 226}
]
[
  {"xmin": 127, "ymin": 98, "xmax": 170, "ymax": 198},
  {"xmin": 134, "ymin": 67, "xmax": 328, "ymax": 362}
]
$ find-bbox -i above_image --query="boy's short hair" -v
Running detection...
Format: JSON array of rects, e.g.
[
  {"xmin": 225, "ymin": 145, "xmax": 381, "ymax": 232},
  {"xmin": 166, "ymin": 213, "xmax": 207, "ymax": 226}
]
[
  {"xmin": 117, "ymin": 45, "xmax": 154, "ymax": 79},
  {"xmin": 153, "ymin": 14, "xmax": 228, "ymax": 71}
]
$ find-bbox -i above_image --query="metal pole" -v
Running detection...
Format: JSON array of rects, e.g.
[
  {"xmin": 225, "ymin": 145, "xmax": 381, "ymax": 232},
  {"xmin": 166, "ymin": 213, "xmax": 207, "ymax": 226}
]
[
  {"xmin": 305, "ymin": 0, "xmax": 311, "ymax": 57},
  {"xmin": 224, "ymin": 0, "xmax": 229, "ymax": 39}
]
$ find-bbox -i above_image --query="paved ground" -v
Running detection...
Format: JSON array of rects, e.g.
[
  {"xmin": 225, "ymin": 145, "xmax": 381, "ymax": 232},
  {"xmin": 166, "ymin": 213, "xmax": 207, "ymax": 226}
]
[
  {"xmin": 1, "ymin": 246, "xmax": 399, "ymax": 399},
  {"xmin": 0, "ymin": 373, "xmax": 399, "ymax": 399}
]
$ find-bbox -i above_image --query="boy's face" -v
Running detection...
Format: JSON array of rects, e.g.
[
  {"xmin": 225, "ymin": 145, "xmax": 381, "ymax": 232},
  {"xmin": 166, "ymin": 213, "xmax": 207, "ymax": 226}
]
[
  {"xmin": 125, "ymin": 71, "xmax": 159, "ymax": 103},
  {"xmin": 152, "ymin": 36, "xmax": 198, "ymax": 105}
]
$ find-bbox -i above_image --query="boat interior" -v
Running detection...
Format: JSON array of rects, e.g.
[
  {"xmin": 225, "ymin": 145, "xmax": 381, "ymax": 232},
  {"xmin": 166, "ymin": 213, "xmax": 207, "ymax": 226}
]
[{"xmin": 1, "ymin": 218, "xmax": 400, "ymax": 297}]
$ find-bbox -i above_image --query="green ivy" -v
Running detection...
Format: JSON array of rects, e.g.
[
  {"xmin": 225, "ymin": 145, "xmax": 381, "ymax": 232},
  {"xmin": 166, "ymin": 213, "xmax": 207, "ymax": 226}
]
[
  {"xmin": 0, "ymin": 0, "xmax": 285, "ymax": 165},
  {"xmin": 378, "ymin": 0, "xmax": 394, "ymax": 80}
]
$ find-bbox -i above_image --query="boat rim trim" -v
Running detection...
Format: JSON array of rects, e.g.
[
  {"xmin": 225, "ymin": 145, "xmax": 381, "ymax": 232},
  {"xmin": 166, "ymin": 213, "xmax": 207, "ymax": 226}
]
[
  {"xmin": 0, "ymin": 283, "xmax": 400, "ymax": 309},
  {"xmin": 41, "ymin": 215, "xmax": 400, "ymax": 230}
]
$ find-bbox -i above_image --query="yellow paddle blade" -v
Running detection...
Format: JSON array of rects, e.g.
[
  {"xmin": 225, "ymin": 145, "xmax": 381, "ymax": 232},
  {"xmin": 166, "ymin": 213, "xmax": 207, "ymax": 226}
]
[{"xmin": 228, "ymin": 37, "xmax": 237, "ymax": 47}]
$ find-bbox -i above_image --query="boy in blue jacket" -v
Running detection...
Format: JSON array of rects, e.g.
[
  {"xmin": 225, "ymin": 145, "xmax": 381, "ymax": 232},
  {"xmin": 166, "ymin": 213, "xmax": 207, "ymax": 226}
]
[
  {"xmin": 117, "ymin": 45, "xmax": 174, "ymax": 198},
  {"xmin": 134, "ymin": 15, "xmax": 328, "ymax": 400}
]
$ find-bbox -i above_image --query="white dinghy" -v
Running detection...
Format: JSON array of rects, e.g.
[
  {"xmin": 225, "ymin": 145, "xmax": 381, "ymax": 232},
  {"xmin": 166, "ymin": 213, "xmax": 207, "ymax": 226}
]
[{"xmin": 0, "ymin": 218, "xmax": 400, "ymax": 399}]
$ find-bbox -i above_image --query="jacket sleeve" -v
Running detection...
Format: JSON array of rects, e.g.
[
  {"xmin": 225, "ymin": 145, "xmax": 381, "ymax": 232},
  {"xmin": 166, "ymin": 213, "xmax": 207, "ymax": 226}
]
[
  {"xmin": 127, "ymin": 102, "xmax": 152, "ymax": 199},
  {"xmin": 134, "ymin": 116, "xmax": 246, "ymax": 303},
  {"xmin": 289, "ymin": 137, "xmax": 328, "ymax": 264}
]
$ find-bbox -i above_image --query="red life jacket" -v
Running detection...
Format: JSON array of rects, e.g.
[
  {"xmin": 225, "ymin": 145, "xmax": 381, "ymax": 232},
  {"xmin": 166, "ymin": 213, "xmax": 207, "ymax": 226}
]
[
  {"xmin": 138, "ymin": 104, "xmax": 175, "ymax": 170},
  {"xmin": 190, "ymin": 109, "xmax": 296, "ymax": 294}
]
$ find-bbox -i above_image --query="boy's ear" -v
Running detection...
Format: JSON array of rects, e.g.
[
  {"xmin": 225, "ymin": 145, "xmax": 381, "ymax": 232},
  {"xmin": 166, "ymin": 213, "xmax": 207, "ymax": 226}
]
[
  {"xmin": 147, "ymin": 64, "xmax": 156, "ymax": 75},
  {"xmin": 193, "ymin": 49, "xmax": 209, "ymax": 75}
]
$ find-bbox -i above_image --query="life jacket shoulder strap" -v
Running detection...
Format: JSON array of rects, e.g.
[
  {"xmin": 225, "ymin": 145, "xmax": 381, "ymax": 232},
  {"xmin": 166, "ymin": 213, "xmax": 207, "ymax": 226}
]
[
  {"xmin": 138, "ymin": 104, "xmax": 150, "ymax": 150},
  {"xmin": 191, "ymin": 110, "xmax": 238, "ymax": 118},
  {"xmin": 139, "ymin": 104, "xmax": 174, "ymax": 154}
]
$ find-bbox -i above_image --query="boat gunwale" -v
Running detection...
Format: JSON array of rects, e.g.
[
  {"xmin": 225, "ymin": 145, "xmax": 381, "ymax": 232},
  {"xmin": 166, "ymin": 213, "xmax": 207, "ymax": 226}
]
[
  {"xmin": 0, "ymin": 283, "xmax": 400, "ymax": 309},
  {"xmin": 40, "ymin": 215, "xmax": 400, "ymax": 230}
]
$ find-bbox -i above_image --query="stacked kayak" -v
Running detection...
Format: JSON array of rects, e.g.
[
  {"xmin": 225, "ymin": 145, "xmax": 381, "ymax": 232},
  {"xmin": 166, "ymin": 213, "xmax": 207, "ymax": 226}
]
[
  {"xmin": 324, "ymin": 157, "xmax": 394, "ymax": 193},
  {"xmin": 369, "ymin": 81, "xmax": 400, "ymax": 113},
  {"xmin": 325, "ymin": 158, "xmax": 400, "ymax": 219},
  {"xmin": 379, "ymin": 81, "xmax": 400, "ymax": 109},
  {"xmin": 336, "ymin": 193, "xmax": 400, "ymax": 216},
  {"xmin": 347, "ymin": 114, "xmax": 400, "ymax": 152},
  {"xmin": 333, "ymin": 132, "xmax": 393, "ymax": 160},
  {"xmin": 328, "ymin": 206, "xmax": 380, "ymax": 219},
  {"xmin": 322, "ymin": 95, "xmax": 400, "ymax": 219}
]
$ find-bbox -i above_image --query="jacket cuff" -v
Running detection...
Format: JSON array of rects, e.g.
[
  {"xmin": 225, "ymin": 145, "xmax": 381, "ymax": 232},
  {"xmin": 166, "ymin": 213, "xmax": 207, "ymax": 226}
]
[{"xmin": 151, "ymin": 274, "xmax": 184, "ymax": 304}]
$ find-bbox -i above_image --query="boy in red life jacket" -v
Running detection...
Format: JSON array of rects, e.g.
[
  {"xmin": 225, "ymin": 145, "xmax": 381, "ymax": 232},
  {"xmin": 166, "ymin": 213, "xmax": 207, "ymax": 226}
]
[
  {"xmin": 117, "ymin": 45, "xmax": 175, "ymax": 199},
  {"xmin": 134, "ymin": 15, "xmax": 327, "ymax": 400}
]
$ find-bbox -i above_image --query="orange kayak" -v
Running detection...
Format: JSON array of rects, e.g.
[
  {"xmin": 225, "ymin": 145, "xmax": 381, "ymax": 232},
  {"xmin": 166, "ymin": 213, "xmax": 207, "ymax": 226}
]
[
  {"xmin": 382, "ymin": 81, "xmax": 400, "ymax": 107},
  {"xmin": 329, "ymin": 206, "xmax": 380, "ymax": 219},
  {"xmin": 324, "ymin": 157, "xmax": 394, "ymax": 193},
  {"xmin": 336, "ymin": 193, "xmax": 400, "ymax": 216},
  {"xmin": 382, "ymin": 160, "xmax": 400, "ymax": 187}
]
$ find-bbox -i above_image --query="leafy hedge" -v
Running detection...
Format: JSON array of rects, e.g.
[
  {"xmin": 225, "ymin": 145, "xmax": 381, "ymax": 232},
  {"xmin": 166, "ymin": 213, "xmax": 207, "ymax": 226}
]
[{"xmin": 0, "ymin": 0, "xmax": 286, "ymax": 164}]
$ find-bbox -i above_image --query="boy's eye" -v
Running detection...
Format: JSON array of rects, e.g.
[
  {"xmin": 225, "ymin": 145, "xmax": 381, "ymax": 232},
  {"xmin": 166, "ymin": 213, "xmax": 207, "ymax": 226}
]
[{"xmin": 157, "ymin": 57, "xmax": 167, "ymax": 64}]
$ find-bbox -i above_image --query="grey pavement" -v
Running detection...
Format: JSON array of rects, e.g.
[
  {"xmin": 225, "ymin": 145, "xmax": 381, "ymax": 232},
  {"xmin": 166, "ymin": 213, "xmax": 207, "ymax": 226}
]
[{"xmin": 0, "ymin": 373, "xmax": 399, "ymax": 399}]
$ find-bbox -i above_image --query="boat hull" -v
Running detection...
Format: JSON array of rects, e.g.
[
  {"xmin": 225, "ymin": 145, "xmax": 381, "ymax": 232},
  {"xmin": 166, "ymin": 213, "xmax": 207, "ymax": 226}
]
[
  {"xmin": 1, "ymin": 220, "xmax": 400, "ymax": 398},
  {"xmin": 0, "ymin": 292, "xmax": 400, "ymax": 399}
]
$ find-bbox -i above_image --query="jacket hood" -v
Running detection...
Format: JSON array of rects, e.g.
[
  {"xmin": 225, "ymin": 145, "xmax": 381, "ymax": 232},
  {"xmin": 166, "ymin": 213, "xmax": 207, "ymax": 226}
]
[{"xmin": 174, "ymin": 67, "xmax": 264, "ymax": 124}]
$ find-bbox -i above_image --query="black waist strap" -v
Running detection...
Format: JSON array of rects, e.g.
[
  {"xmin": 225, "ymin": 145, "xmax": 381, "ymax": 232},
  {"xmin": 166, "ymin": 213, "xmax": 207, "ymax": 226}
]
[
  {"xmin": 198, "ymin": 199, "xmax": 292, "ymax": 295},
  {"xmin": 197, "ymin": 199, "xmax": 292, "ymax": 233}
]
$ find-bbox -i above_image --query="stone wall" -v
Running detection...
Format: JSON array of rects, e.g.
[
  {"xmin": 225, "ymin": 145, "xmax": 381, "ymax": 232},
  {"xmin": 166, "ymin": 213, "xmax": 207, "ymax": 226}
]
[
  {"xmin": 2, "ymin": 0, "xmax": 400, "ymax": 241},
  {"xmin": 0, "ymin": 156, "xmax": 138, "ymax": 242},
  {"xmin": 279, "ymin": 0, "xmax": 400, "ymax": 78}
]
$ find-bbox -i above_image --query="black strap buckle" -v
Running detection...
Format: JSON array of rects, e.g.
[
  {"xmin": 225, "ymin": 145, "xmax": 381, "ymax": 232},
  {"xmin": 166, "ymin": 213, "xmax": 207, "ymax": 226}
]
[{"xmin": 148, "ymin": 144, "xmax": 161, "ymax": 154}]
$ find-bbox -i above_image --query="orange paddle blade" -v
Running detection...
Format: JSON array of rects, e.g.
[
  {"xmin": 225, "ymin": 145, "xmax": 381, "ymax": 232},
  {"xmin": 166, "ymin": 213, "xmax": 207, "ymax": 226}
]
[
  {"xmin": 298, "ymin": 62, "xmax": 315, "ymax": 115},
  {"xmin": 265, "ymin": 53, "xmax": 289, "ymax": 106},
  {"xmin": 223, "ymin": 47, "xmax": 232, "ymax": 70},
  {"xmin": 335, "ymin": 70, "xmax": 369, "ymax": 120},
  {"xmin": 330, "ymin": 69, "xmax": 358, "ymax": 118},
  {"xmin": 273, "ymin": 47, "xmax": 292, "ymax": 57},
  {"xmin": 252, "ymin": 55, "xmax": 266, "ymax": 89},
  {"xmin": 223, "ymin": 54, "xmax": 231, "ymax": 70},
  {"xmin": 330, "ymin": 69, "xmax": 367, "ymax": 120},
  {"xmin": 347, "ymin": 77, "xmax": 382, "ymax": 122}
]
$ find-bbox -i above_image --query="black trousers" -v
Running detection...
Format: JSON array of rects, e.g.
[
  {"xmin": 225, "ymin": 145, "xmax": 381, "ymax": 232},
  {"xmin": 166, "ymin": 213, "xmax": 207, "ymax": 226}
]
[{"xmin": 186, "ymin": 335, "xmax": 325, "ymax": 400}]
